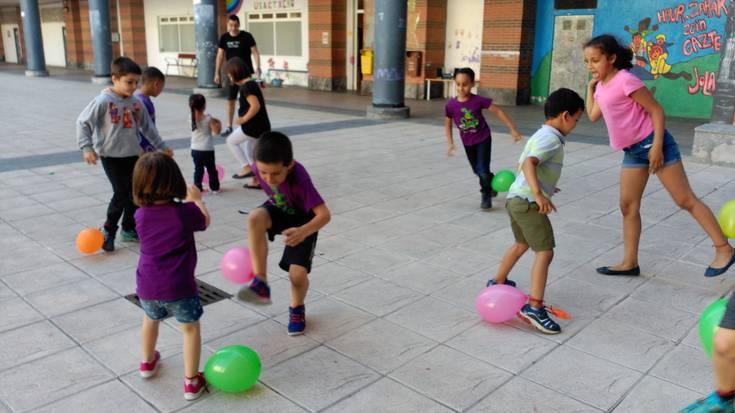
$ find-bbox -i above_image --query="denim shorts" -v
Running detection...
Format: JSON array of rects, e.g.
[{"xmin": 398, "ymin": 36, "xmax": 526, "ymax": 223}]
[
  {"xmin": 622, "ymin": 130, "xmax": 682, "ymax": 168},
  {"xmin": 140, "ymin": 296, "xmax": 203, "ymax": 323}
]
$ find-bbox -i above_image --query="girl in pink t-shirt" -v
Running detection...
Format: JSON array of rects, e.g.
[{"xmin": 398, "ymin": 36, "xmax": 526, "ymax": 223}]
[{"xmin": 584, "ymin": 34, "xmax": 734, "ymax": 278}]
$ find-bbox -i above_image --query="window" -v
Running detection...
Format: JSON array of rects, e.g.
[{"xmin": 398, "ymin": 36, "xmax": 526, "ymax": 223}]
[
  {"xmin": 247, "ymin": 12, "xmax": 302, "ymax": 56},
  {"xmin": 555, "ymin": 0, "xmax": 597, "ymax": 9},
  {"xmin": 158, "ymin": 16, "xmax": 195, "ymax": 53}
]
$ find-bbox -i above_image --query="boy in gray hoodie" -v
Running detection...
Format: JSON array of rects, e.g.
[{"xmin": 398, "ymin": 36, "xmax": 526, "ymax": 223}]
[{"xmin": 77, "ymin": 57, "xmax": 172, "ymax": 252}]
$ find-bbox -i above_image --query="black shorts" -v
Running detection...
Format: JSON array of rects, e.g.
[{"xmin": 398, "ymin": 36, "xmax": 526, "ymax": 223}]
[
  {"xmin": 227, "ymin": 84, "xmax": 239, "ymax": 101},
  {"xmin": 261, "ymin": 203, "xmax": 318, "ymax": 273},
  {"xmin": 720, "ymin": 291, "xmax": 735, "ymax": 330}
]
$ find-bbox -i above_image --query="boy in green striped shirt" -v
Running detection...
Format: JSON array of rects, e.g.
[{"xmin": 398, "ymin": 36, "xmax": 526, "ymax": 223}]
[{"xmin": 486, "ymin": 88, "xmax": 585, "ymax": 335}]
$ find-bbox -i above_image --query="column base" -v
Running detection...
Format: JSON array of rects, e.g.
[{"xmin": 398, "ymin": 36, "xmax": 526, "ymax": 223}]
[
  {"xmin": 25, "ymin": 70, "xmax": 49, "ymax": 77},
  {"xmin": 366, "ymin": 105, "xmax": 410, "ymax": 120},
  {"xmin": 193, "ymin": 87, "xmax": 224, "ymax": 97},
  {"xmin": 692, "ymin": 122, "xmax": 735, "ymax": 166},
  {"xmin": 91, "ymin": 76, "xmax": 112, "ymax": 85}
]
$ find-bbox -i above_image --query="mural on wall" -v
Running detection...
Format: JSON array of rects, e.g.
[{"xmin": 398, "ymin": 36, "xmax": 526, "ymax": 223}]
[
  {"xmin": 531, "ymin": 0, "xmax": 730, "ymax": 118},
  {"xmin": 226, "ymin": 0, "xmax": 244, "ymax": 14},
  {"xmin": 444, "ymin": 0, "xmax": 483, "ymax": 77}
]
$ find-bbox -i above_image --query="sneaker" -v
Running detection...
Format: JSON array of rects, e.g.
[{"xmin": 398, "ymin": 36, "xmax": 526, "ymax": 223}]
[
  {"xmin": 210, "ymin": 190, "xmax": 219, "ymax": 195},
  {"xmin": 237, "ymin": 277, "xmax": 272, "ymax": 304},
  {"xmin": 184, "ymin": 372, "xmax": 208, "ymax": 401},
  {"xmin": 519, "ymin": 304, "xmax": 561, "ymax": 334},
  {"xmin": 139, "ymin": 350, "xmax": 160, "ymax": 379},
  {"xmin": 221, "ymin": 126, "xmax": 233, "ymax": 137},
  {"xmin": 681, "ymin": 393, "xmax": 734, "ymax": 413},
  {"xmin": 486, "ymin": 278, "xmax": 517, "ymax": 288},
  {"xmin": 288, "ymin": 305, "xmax": 306, "ymax": 336},
  {"xmin": 120, "ymin": 229, "xmax": 139, "ymax": 242},
  {"xmin": 102, "ymin": 228, "xmax": 115, "ymax": 252},
  {"xmin": 481, "ymin": 193, "xmax": 492, "ymax": 209}
]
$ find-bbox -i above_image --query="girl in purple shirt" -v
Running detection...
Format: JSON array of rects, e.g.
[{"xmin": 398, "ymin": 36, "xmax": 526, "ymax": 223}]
[{"xmin": 132, "ymin": 152, "xmax": 210, "ymax": 401}]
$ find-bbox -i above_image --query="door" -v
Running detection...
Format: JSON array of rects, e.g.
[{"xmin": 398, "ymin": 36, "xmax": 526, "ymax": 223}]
[
  {"xmin": 2, "ymin": 25, "xmax": 18, "ymax": 63},
  {"xmin": 549, "ymin": 15, "xmax": 593, "ymax": 97},
  {"xmin": 13, "ymin": 27, "xmax": 22, "ymax": 63}
]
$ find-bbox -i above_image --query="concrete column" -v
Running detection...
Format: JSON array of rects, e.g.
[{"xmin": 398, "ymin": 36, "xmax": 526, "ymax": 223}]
[
  {"xmin": 193, "ymin": 0, "xmax": 221, "ymax": 96},
  {"xmin": 366, "ymin": 0, "xmax": 409, "ymax": 119},
  {"xmin": 89, "ymin": 0, "xmax": 112, "ymax": 84},
  {"xmin": 19, "ymin": 0, "xmax": 48, "ymax": 77}
]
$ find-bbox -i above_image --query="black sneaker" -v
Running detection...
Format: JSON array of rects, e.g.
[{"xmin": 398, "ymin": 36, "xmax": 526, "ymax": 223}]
[
  {"xmin": 481, "ymin": 193, "xmax": 492, "ymax": 209},
  {"xmin": 221, "ymin": 126, "xmax": 233, "ymax": 137},
  {"xmin": 102, "ymin": 228, "xmax": 115, "ymax": 252},
  {"xmin": 486, "ymin": 278, "xmax": 517, "ymax": 288},
  {"xmin": 519, "ymin": 304, "xmax": 561, "ymax": 334}
]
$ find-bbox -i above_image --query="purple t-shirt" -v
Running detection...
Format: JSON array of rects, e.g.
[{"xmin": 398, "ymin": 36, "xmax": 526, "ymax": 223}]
[
  {"xmin": 135, "ymin": 202, "xmax": 207, "ymax": 301},
  {"xmin": 445, "ymin": 94, "xmax": 493, "ymax": 146},
  {"xmin": 253, "ymin": 161, "xmax": 324, "ymax": 215},
  {"xmin": 134, "ymin": 92, "xmax": 156, "ymax": 152}
]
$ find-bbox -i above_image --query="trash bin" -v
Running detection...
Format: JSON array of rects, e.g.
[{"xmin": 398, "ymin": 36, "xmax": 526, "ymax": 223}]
[{"xmin": 360, "ymin": 48, "xmax": 373, "ymax": 75}]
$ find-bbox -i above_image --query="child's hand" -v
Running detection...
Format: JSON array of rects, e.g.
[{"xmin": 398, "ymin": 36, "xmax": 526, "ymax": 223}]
[
  {"xmin": 282, "ymin": 226, "xmax": 308, "ymax": 247},
  {"xmin": 511, "ymin": 130, "xmax": 523, "ymax": 142},
  {"xmin": 588, "ymin": 78, "xmax": 599, "ymax": 90},
  {"xmin": 536, "ymin": 194, "xmax": 557, "ymax": 215},
  {"xmin": 83, "ymin": 150, "xmax": 98, "ymax": 165},
  {"xmin": 447, "ymin": 143, "xmax": 455, "ymax": 156},
  {"xmin": 648, "ymin": 146, "xmax": 664, "ymax": 174},
  {"xmin": 163, "ymin": 148, "xmax": 174, "ymax": 157},
  {"xmin": 186, "ymin": 185, "xmax": 202, "ymax": 202}
]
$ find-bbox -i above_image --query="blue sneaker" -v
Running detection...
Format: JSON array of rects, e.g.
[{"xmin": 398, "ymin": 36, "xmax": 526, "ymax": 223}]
[
  {"xmin": 120, "ymin": 229, "xmax": 139, "ymax": 242},
  {"xmin": 288, "ymin": 305, "xmax": 305, "ymax": 336},
  {"xmin": 681, "ymin": 393, "xmax": 734, "ymax": 413},
  {"xmin": 519, "ymin": 304, "xmax": 561, "ymax": 334},
  {"xmin": 237, "ymin": 277, "xmax": 271, "ymax": 304},
  {"xmin": 486, "ymin": 278, "xmax": 517, "ymax": 288}
]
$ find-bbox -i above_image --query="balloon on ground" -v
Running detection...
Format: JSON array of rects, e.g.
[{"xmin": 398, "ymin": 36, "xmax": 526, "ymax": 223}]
[
  {"xmin": 76, "ymin": 228, "xmax": 104, "ymax": 254},
  {"xmin": 476, "ymin": 284, "xmax": 527, "ymax": 324},
  {"xmin": 204, "ymin": 345, "xmax": 261, "ymax": 392}
]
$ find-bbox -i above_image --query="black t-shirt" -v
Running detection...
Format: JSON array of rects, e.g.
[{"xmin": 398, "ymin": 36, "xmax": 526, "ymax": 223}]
[
  {"xmin": 218, "ymin": 31, "xmax": 256, "ymax": 70},
  {"xmin": 238, "ymin": 81, "xmax": 271, "ymax": 138}
]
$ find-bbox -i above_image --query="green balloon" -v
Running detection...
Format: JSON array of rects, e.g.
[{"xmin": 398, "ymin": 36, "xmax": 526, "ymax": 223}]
[
  {"xmin": 699, "ymin": 298, "xmax": 728, "ymax": 358},
  {"xmin": 718, "ymin": 199, "xmax": 735, "ymax": 238},
  {"xmin": 492, "ymin": 170, "xmax": 516, "ymax": 193},
  {"xmin": 204, "ymin": 345, "xmax": 261, "ymax": 392}
]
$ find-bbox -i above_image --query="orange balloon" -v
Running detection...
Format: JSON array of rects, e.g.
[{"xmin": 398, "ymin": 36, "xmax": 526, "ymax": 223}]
[{"xmin": 76, "ymin": 228, "xmax": 104, "ymax": 254}]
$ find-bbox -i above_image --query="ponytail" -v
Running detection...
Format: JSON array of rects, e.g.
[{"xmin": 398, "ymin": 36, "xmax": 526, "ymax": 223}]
[
  {"xmin": 584, "ymin": 34, "xmax": 633, "ymax": 70},
  {"xmin": 188, "ymin": 93, "xmax": 206, "ymax": 132}
]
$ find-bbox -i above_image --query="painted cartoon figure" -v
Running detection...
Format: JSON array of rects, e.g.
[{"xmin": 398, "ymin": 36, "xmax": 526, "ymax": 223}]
[
  {"xmin": 272, "ymin": 189, "xmax": 296, "ymax": 215},
  {"xmin": 624, "ymin": 17, "xmax": 658, "ymax": 72},
  {"xmin": 132, "ymin": 102, "xmax": 142, "ymax": 123},
  {"xmin": 122, "ymin": 106, "xmax": 133, "ymax": 129},
  {"xmin": 647, "ymin": 35, "xmax": 692, "ymax": 81},
  {"xmin": 459, "ymin": 107, "xmax": 480, "ymax": 131},
  {"xmin": 109, "ymin": 102, "xmax": 120, "ymax": 124}
]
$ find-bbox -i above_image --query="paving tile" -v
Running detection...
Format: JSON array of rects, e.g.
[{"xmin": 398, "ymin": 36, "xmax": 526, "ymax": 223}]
[
  {"xmin": 390, "ymin": 345, "xmax": 512, "ymax": 411},
  {"xmin": 0, "ymin": 245, "xmax": 64, "ymax": 277},
  {"xmin": 322, "ymin": 377, "xmax": 453, "ymax": 413},
  {"xmin": 379, "ymin": 261, "xmax": 465, "ymax": 294},
  {"xmin": 179, "ymin": 383, "xmax": 306, "ymax": 413},
  {"xmin": 307, "ymin": 261, "xmax": 373, "ymax": 295},
  {"xmin": 25, "ymin": 278, "xmax": 117, "ymax": 318},
  {"xmin": 612, "ymin": 376, "xmax": 703, "ymax": 413},
  {"xmin": 326, "ymin": 319, "xmax": 436, "ymax": 374},
  {"xmin": 0, "ymin": 321, "xmax": 76, "ymax": 371},
  {"xmin": 650, "ymin": 344, "xmax": 713, "ymax": 394},
  {"xmin": 261, "ymin": 346, "xmax": 380, "ymax": 412},
  {"xmin": 543, "ymin": 277, "xmax": 627, "ymax": 314},
  {"xmin": 53, "ymin": 298, "xmax": 142, "ymax": 343},
  {"xmin": 469, "ymin": 377, "xmax": 602, "ymax": 413},
  {"xmin": 95, "ymin": 267, "xmax": 136, "ymax": 295},
  {"xmin": 1, "ymin": 262, "xmax": 91, "ymax": 296},
  {"xmin": 522, "ymin": 346, "xmax": 642, "ymax": 411},
  {"xmin": 336, "ymin": 247, "xmax": 415, "ymax": 275},
  {"xmin": 275, "ymin": 297, "xmax": 375, "ymax": 343},
  {"xmin": 0, "ymin": 347, "xmax": 113, "ymax": 412},
  {"xmin": 631, "ymin": 277, "xmax": 723, "ymax": 314},
  {"xmin": 333, "ymin": 277, "xmax": 424, "ymax": 316},
  {"xmin": 0, "ymin": 296, "xmax": 44, "ymax": 333},
  {"xmin": 170, "ymin": 299, "xmax": 266, "ymax": 343},
  {"xmin": 69, "ymin": 248, "xmax": 139, "ymax": 276},
  {"xmin": 387, "ymin": 296, "xmax": 478, "ymax": 342},
  {"xmin": 604, "ymin": 297, "xmax": 698, "ymax": 341},
  {"xmin": 30, "ymin": 380, "xmax": 157, "ymax": 413}
]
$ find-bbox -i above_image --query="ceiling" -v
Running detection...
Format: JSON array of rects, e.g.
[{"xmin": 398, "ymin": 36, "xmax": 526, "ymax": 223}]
[{"xmin": 0, "ymin": 0, "xmax": 63, "ymax": 7}]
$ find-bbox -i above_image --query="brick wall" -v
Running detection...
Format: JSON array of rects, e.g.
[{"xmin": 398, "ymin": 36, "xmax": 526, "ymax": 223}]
[
  {"xmin": 480, "ymin": 0, "xmax": 536, "ymax": 105},
  {"xmin": 308, "ymin": 0, "xmax": 346, "ymax": 91},
  {"xmin": 117, "ymin": 0, "xmax": 147, "ymax": 65}
]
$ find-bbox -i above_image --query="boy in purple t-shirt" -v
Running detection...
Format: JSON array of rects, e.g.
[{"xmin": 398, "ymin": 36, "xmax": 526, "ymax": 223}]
[
  {"xmin": 135, "ymin": 67, "xmax": 165, "ymax": 152},
  {"xmin": 444, "ymin": 67, "xmax": 523, "ymax": 209},
  {"xmin": 237, "ymin": 131, "xmax": 331, "ymax": 336}
]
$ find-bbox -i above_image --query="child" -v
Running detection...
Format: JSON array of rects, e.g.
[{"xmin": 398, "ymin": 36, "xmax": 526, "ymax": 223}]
[
  {"xmin": 77, "ymin": 57, "xmax": 172, "ymax": 252},
  {"xmin": 583, "ymin": 35, "xmax": 735, "ymax": 277},
  {"xmin": 189, "ymin": 94, "xmax": 223, "ymax": 193},
  {"xmin": 132, "ymin": 152, "xmax": 210, "ymax": 401},
  {"xmin": 237, "ymin": 131, "xmax": 330, "ymax": 336},
  {"xmin": 681, "ymin": 294, "xmax": 735, "ymax": 412},
  {"xmin": 135, "ymin": 67, "xmax": 166, "ymax": 152},
  {"xmin": 444, "ymin": 67, "xmax": 523, "ymax": 209},
  {"xmin": 485, "ymin": 88, "xmax": 585, "ymax": 335},
  {"xmin": 224, "ymin": 56, "xmax": 271, "ymax": 189}
]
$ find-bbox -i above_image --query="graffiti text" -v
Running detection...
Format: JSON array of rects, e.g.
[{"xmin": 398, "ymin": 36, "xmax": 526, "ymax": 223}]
[
  {"xmin": 683, "ymin": 29, "xmax": 722, "ymax": 55},
  {"xmin": 684, "ymin": 19, "xmax": 709, "ymax": 35},
  {"xmin": 688, "ymin": 66, "xmax": 717, "ymax": 95},
  {"xmin": 657, "ymin": 0, "xmax": 728, "ymax": 23}
]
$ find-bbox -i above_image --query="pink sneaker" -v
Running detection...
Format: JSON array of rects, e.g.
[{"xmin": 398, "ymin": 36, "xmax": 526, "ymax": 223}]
[
  {"xmin": 139, "ymin": 351, "xmax": 160, "ymax": 379},
  {"xmin": 184, "ymin": 372, "xmax": 208, "ymax": 401}
]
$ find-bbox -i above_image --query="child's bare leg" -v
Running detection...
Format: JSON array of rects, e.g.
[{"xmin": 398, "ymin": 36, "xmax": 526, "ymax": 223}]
[
  {"xmin": 141, "ymin": 316, "xmax": 159, "ymax": 362},
  {"xmin": 657, "ymin": 162, "xmax": 734, "ymax": 268},
  {"xmin": 714, "ymin": 328, "xmax": 735, "ymax": 392},
  {"xmin": 248, "ymin": 208, "xmax": 272, "ymax": 282},
  {"xmin": 181, "ymin": 321, "xmax": 201, "ymax": 379},
  {"xmin": 493, "ymin": 243, "xmax": 529, "ymax": 283},
  {"xmin": 529, "ymin": 250, "xmax": 554, "ymax": 307},
  {"xmin": 613, "ymin": 168, "xmax": 649, "ymax": 271},
  {"xmin": 289, "ymin": 264, "xmax": 309, "ymax": 307}
]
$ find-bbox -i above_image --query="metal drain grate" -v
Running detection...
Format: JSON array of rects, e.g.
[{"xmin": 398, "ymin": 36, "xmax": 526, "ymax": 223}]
[{"xmin": 125, "ymin": 280, "xmax": 233, "ymax": 319}]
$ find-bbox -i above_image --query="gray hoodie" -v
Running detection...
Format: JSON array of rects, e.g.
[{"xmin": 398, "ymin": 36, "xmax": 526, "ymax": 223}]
[{"xmin": 76, "ymin": 90, "xmax": 168, "ymax": 157}]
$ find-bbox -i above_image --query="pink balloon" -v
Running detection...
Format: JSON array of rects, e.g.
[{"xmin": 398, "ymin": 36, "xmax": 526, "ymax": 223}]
[
  {"xmin": 203, "ymin": 164, "xmax": 225, "ymax": 184},
  {"xmin": 220, "ymin": 247, "xmax": 254, "ymax": 284},
  {"xmin": 475, "ymin": 285, "xmax": 527, "ymax": 324}
]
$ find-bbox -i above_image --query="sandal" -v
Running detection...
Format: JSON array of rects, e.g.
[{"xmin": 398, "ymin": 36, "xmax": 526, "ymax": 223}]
[{"xmin": 232, "ymin": 171, "xmax": 254, "ymax": 179}]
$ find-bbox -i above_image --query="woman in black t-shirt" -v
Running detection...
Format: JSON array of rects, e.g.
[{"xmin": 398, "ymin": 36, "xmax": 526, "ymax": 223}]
[{"xmin": 224, "ymin": 57, "xmax": 271, "ymax": 189}]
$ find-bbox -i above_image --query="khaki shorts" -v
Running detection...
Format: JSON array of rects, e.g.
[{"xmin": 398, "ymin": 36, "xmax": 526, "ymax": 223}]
[{"xmin": 506, "ymin": 197, "xmax": 555, "ymax": 252}]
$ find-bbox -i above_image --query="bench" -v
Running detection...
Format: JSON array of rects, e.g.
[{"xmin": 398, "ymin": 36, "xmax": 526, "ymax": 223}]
[{"xmin": 164, "ymin": 53, "xmax": 198, "ymax": 77}]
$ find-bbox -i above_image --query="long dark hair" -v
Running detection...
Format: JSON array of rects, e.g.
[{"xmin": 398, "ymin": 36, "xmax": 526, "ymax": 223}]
[
  {"xmin": 189, "ymin": 93, "xmax": 206, "ymax": 131},
  {"xmin": 584, "ymin": 34, "xmax": 634, "ymax": 70}
]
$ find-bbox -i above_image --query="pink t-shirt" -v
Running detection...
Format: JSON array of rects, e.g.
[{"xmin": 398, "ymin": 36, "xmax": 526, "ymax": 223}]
[{"xmin": 593, "ymin": 70, "xmax": 654, "ymax": 150}]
